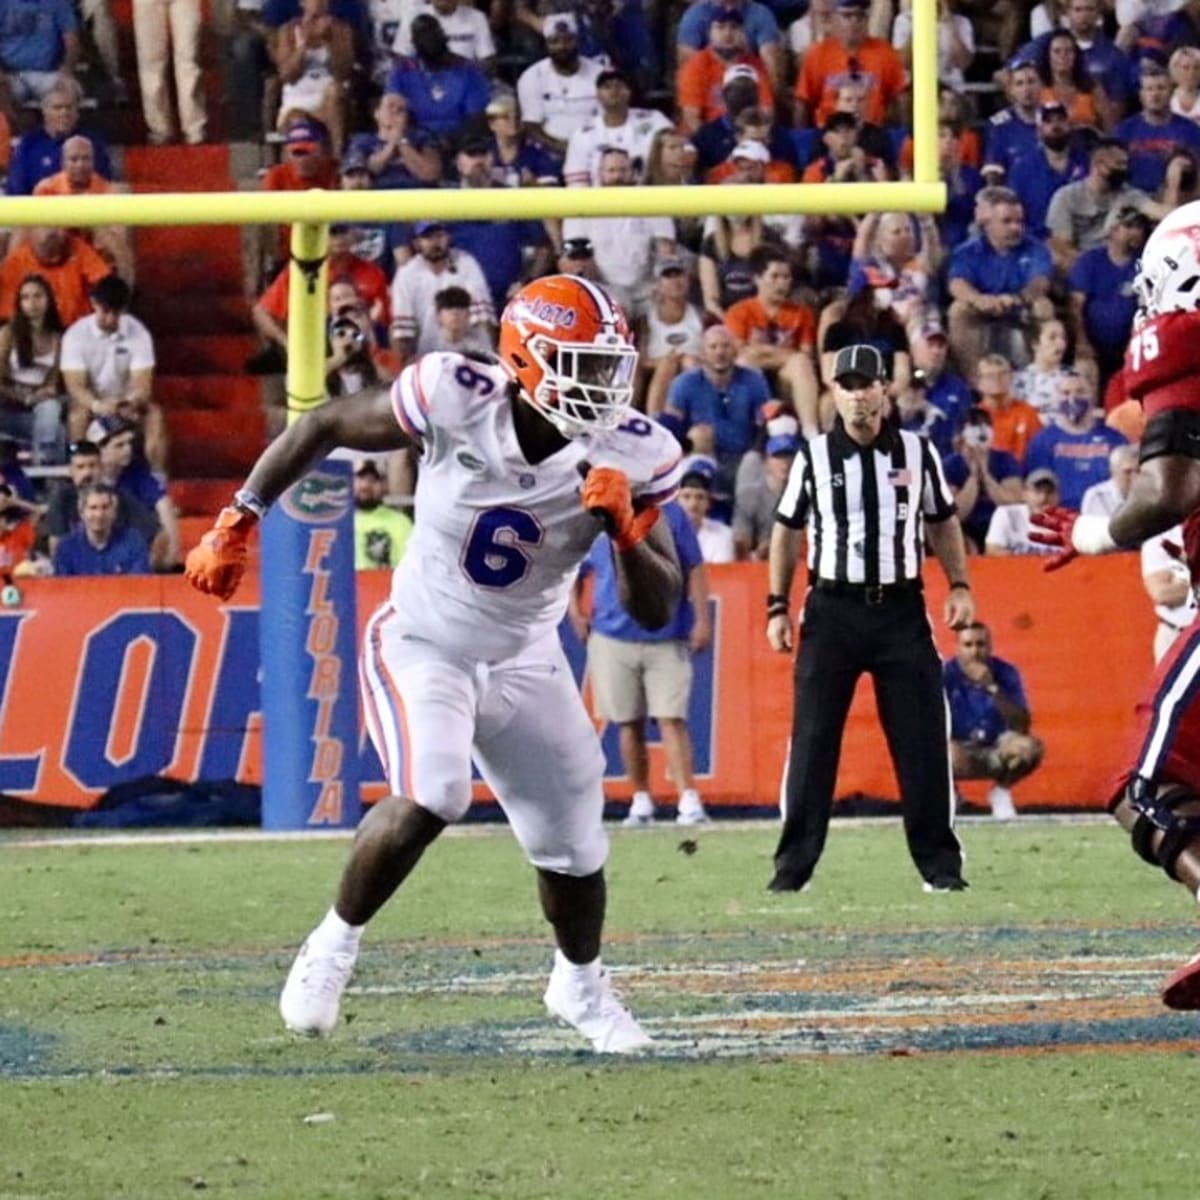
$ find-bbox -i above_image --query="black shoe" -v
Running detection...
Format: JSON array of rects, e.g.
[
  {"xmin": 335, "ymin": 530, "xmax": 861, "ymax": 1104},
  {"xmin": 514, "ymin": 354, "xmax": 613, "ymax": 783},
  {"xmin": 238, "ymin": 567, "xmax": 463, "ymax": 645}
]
[
  {"xmin": 922, "ymin": 874, "xmax": 968, "ymax": 893},
  {"xmin": 767, "ymin": 871, "xmax": 812, "ymax": 893}
]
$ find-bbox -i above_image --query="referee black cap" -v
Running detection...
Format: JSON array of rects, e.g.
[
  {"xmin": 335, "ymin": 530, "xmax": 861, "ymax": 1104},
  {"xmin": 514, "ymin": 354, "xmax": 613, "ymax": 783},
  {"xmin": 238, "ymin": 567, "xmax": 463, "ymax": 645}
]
[{"xmin": 832, "ymin": 344, "xmax": 887, "ymax": 385}]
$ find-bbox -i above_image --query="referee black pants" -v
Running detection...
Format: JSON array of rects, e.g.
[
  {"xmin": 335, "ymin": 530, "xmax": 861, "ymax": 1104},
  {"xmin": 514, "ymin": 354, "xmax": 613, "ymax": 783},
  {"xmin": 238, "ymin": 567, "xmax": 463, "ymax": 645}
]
[{"xmin": 773, "ymin": 587, "xmax": 963, "ymax": 888}]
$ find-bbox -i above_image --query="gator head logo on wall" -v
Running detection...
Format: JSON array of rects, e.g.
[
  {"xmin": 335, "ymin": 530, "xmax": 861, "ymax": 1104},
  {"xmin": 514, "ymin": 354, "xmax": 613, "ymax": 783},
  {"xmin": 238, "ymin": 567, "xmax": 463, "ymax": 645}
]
[{"xmin": 279, "ymin": 471, "xmax": 352, "ymax": 524}]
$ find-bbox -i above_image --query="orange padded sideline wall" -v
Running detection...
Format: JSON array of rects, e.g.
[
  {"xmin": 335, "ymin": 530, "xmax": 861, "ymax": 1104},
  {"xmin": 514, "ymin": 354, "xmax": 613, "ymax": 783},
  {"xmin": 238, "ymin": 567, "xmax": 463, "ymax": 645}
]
[{"xmin": 0, "ymin": 555, "xmax": 1154, "ymax": 810}]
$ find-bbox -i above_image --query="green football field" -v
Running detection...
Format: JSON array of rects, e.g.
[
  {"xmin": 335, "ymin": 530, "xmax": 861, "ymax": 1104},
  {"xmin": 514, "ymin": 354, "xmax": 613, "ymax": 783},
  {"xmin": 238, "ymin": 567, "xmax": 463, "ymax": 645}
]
[{"xmin": 4, "ymin": 818, "xmax": 1200, "ymax": 1200}]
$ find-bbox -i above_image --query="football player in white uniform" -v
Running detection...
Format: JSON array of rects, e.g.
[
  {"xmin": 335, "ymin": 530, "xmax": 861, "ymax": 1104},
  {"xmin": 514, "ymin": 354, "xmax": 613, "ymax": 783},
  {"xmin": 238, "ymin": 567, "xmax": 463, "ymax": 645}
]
[{"xmin": 186, "ymin": 274, "xmax": 683, "ymax": 1053}]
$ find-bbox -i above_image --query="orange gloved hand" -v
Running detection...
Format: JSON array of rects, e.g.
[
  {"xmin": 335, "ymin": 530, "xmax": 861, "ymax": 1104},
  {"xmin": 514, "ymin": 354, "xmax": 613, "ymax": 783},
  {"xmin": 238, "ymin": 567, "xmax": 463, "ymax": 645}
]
[
  {"xmin": 184, "ymin": 506, "xmax": 257, "ymax": 600},
  {"xmin": 581, "ymin": 466, "xmax": 659, "ymax": 551}
]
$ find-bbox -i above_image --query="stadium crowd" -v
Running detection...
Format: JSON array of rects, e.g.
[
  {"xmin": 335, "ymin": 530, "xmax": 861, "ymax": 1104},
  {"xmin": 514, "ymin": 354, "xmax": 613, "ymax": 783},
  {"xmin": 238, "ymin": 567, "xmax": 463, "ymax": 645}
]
[{"xmin": 0, "ymin": 0, "xmax": 1182, "ymax": 602}]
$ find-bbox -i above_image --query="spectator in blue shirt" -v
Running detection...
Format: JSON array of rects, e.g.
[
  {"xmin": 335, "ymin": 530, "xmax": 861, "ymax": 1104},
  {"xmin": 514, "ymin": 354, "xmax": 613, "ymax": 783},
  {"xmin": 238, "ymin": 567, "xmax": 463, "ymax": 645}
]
[
  {"xmin": 345, "ymin": 92, "xmax": 442, "ymax": 191},
  {"xmin": 483, "ymin": 91, "xmax": 563, "ymax": 187},
  {"xmin": 1008, "ymin": 102, "xmax": 1088, "ymax": 238},
  {"xmin": 335, "ymin": 157, "xmax": 411, "ymax": 277},
  {"xmin": 1068, "ymin": 203, "xmax": 1149, "ymax": 378},
  {"xmin": 904, "ymin": 320, "xmax": 973, "ymax": 457},
  {"xmin": 385, "ymin": 14, "xmax": 489, "ymax": 143},
  {"xmin": 938, "ymin": 118, "xmax": 983, "ymax": 250},
  {"xmin": 7, "ymin": 79, "xmax": 114, "ymax": 197},
  {"xmin": 1022, "ymin": 371, "xmax": 1128, "ymax": 509},
  {"xmin": 944, "ymin": 621, "xmax": 1043, "ymax": 820},
  {"xmin": 942, "ymin": 406, "xmax": 1023, "ymax": 551},
  {"xmin": 569, "ymin": 498, "xmax": 711, "ymax": 827},
  {"xmin": 52, "ymin": 481, "xmax": 151, "ymax": 576},
  {"xmin": 946, "ymin": 187, "xmax": 1054, "ymax": 371},
  {"xmin": 1116, "ymin": 64, "xmax": 1200, "ymax": 194},
  {"xmin": 984, "ymin": 59, "xmax": 1041, "ymax": 176},
  {"xmin": 665, "ymin": 324, "xmax": 770, "ymax": 507},
  {"xmin": 441, "ymin": 137, "xmax": 554, "ymax": 309},
  {"xmin": 89, "ymin": 417, "xmax": 179, "ymax": 568},
  {"xmin": 0, "ymin": 0, "xmax": 79, "ymax": 108}
]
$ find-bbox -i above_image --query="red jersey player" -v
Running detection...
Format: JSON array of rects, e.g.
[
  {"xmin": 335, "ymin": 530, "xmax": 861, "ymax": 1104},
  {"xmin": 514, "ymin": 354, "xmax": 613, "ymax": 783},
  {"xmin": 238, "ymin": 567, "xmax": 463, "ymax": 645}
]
[{"xmin": 1034, "ymin": 200, "xmax": 1200, "ymax": 1009}]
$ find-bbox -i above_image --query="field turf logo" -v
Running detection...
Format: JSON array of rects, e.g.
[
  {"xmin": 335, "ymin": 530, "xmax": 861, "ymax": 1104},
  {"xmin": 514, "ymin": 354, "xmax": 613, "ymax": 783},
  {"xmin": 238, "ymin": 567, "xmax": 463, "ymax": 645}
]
[{"xmin": 280, "ymin": 472, "xmax": 352, "ymax": 524}]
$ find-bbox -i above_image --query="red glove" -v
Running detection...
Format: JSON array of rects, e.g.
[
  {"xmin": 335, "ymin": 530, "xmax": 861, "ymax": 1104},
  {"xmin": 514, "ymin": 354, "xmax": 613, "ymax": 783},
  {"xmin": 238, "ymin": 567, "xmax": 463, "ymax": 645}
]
[
  {"xmin": 184, "ymin": 507, "xmax": 257, "ymax": 600},
  {"xmin": 1027, "ymin": 505, "xmax": 1079, "ymax": 573},
  {"xmin": 581, "ymin": 466, "xmax": 659, "ymax": 551}
]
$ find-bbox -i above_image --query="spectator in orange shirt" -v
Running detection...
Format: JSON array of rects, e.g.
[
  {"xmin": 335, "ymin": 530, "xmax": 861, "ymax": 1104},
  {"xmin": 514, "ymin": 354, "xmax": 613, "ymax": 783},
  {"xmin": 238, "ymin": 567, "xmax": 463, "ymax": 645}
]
[
  {"xmin": 676, "ymin": 13, "xmax": 773, "ymax": 134},
  {"xmin": 794, "ymin": 0, "xmax": 907, "ymax": 128},
  {"xmin": 801, "ymin": 111, "xmax": 888, "ymax": 182},
  {"xmin": 724, "ymin": 245, "xmax": 820, "ymax": 436},
  {"xmin": 1036, "ymin": 30, "xmax": 1103, "ymax": 132},
  {"xmin": 259, "ymin": 116, "xmax": 340, "ymax": 282},
  {"xmin": 975, "ymin": 354, "xmax": 1042, "ymax": 463},
  {"xmin": 252, "ymin": 224, "xmax": 391, "ymax": 371},
  {"xmin": 34, "ymin": 136, "xmax": 134, "ymax": 286},
  {"xmin": 897, "ymin": 87, "xmax": 982, "ymax": 177},
  {"xmin": 33, "ymin": 135, "xmax": 112, "ymax": 197},
  {"xmin": 0, "ymin": 485, "xmax": 40, "ymax": 580},
  {"xmin": 0, "ymin": 228, "xmax": 112, "ymax": 330},
  {"xmin": 706, "ymin": 105, "xmax": 797, "ymax": 182}
]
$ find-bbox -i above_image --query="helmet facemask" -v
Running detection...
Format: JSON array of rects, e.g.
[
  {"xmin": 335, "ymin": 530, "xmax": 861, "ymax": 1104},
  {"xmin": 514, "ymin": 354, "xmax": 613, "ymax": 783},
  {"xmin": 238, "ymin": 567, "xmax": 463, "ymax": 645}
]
[{"xmin": 526, "ymin": 333, "xmax": 638, "ymax": 438}]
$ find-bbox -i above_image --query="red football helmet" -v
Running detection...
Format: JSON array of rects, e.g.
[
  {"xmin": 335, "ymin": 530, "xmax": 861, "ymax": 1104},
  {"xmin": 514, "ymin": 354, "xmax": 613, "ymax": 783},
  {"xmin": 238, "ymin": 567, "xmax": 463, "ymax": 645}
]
[{"xmin": 498, "ymin": 274, "xmax": 638, "ymax": 438}]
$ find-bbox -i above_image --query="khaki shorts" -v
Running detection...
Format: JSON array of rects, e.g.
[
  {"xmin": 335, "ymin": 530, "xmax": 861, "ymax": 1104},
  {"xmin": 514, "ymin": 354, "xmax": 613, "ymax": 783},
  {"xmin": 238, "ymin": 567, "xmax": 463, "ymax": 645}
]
[{"xmin": 587, "ymin": 631, "xmax": 692, "ymax": 723}]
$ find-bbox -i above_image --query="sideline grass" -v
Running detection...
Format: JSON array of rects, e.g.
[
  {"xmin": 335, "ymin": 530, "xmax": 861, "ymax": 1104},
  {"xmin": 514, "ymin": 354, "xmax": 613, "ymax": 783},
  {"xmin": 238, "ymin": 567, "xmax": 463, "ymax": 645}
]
[{"xmin": 3, "ymin": 820, "xmax": 1199, "ymax": 1199}]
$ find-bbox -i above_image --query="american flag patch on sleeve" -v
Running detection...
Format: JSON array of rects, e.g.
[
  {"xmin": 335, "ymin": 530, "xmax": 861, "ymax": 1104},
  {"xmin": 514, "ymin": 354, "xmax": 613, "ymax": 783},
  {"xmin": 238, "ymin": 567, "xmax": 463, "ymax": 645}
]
[{"xmin": 887, "ymin": 468, "xmax": 912, "ymax": 486}]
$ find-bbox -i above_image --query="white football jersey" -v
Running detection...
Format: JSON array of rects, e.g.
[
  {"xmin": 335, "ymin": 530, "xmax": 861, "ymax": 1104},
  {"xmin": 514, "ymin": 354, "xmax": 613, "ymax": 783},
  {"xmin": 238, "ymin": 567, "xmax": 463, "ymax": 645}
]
[
  {"xmin": 562, "ymin": 108, "xmax": 674, "ymax": 185},
  {"xmin": 389, "ymin": 352, "xmax": 683, "ymax": 661}
]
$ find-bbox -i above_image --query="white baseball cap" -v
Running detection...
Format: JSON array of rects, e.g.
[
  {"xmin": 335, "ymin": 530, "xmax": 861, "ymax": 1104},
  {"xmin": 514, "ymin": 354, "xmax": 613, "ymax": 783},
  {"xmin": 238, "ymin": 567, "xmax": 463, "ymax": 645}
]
[{"xmin": 731, "ymin": 140, "xmax": 770, "ymax": 164}]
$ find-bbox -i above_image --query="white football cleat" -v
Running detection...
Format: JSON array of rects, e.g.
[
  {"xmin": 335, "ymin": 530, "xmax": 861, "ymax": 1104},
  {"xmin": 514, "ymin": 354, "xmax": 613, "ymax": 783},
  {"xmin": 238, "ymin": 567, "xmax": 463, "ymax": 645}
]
[
  {"xmin": 676, "ymin": 793, "xmax": 710, "ymax": 826},
  {"xmin": 543, "ymin": 961, "xmax": 653, "ymax": 1054},
  {"xmin": 622, "ymin": 793, "xmax": 656, "ymax": 827},
  {"xmin": 279, "ymin": 939, "xmax": 357, "ymax": 1036},
  {"xmin": 987, "ymin": 785, "xmax": 1017, "ymax": 821}
]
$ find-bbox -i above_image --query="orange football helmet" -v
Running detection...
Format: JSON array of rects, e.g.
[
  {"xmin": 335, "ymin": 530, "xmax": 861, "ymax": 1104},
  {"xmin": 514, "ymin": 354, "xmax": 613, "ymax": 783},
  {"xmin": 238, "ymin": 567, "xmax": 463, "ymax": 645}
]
[{"xmin": 498, "ymin": 274, "xmax": 638, "ymax": 438}]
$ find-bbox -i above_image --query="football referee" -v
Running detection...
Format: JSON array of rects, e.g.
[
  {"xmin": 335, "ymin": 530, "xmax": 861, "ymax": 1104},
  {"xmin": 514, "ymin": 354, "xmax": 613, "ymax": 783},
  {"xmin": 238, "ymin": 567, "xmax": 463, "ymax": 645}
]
[{"xmin": 765, "ymin": 345, "xmax": 975, "ymax": 894}]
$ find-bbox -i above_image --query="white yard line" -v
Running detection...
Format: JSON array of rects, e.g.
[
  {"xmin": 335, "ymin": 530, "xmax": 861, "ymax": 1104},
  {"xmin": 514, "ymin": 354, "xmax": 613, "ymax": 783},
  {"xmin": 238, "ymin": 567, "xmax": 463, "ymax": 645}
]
[{"xmin": 0, "ymin": 811, "xmax": 1113, "ymax": 850}]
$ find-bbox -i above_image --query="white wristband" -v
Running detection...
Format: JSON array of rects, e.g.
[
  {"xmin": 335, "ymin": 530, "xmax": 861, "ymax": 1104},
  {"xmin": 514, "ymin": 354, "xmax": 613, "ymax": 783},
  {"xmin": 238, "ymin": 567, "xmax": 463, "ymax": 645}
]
[{"xmin": 1070, "ymin": 514, "xmax": 1118, "ymax": 556}]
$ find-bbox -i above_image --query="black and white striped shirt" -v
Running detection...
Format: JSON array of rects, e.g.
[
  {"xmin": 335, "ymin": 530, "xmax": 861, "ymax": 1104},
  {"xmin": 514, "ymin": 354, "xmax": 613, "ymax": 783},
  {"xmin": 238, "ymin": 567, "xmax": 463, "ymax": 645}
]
[{"xmin": 776, "ymin": 421, "xmax": 956, "ymax": 585}]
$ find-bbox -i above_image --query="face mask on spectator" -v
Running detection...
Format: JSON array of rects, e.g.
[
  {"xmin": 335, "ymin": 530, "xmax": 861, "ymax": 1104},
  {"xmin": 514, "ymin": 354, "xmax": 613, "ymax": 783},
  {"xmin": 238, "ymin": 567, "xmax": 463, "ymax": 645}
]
[{"xmin": 1059, "ymin": 391, "xmax": 1091, "ymax": 424}]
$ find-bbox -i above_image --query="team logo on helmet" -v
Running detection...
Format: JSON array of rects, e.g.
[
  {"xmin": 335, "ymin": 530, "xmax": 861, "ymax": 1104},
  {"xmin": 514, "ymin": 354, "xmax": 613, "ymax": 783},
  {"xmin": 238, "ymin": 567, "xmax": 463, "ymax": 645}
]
[
  {"xmin": 498, "ymin": 274, "xmax": 638, "ymax": 439},
  {"xmin": 518, "ymin": 298, "xmax": 578, "ymax": 328}
]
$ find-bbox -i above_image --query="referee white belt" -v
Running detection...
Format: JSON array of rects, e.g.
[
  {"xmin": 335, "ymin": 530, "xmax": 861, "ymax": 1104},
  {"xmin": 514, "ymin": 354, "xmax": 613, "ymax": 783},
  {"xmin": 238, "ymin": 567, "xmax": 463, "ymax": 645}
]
[{"xmin": 811, "ymin": 579, "xmax": 924, "ymax": 604}]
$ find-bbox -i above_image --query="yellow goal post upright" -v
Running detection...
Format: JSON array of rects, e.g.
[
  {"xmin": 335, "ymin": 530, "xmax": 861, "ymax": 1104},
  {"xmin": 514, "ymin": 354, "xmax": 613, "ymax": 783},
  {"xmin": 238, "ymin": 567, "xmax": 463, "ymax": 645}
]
[{"xmin": 0, "ymin": 0, "xmax": 943, "ymax": 828}]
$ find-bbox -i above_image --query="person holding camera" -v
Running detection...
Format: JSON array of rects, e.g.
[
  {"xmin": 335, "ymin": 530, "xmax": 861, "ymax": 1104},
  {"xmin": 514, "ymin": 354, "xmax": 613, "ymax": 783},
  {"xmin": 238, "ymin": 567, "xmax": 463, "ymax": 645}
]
[{"xmin": 326, "ymin": 292, "xmax": 386, "ymax": 398}]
